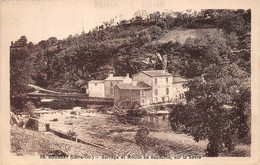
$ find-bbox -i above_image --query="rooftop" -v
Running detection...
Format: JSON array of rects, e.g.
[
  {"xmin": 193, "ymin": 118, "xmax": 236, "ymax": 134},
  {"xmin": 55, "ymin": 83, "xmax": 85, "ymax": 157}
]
[
  {"xmin": 116, "ymin": 81, "xmax": 152, "ymax": 90},
  {"xmin": 172, "ymin": 76, "xmax": 188, "ymax": 83},
  {"xmin": 141, "ymin": 70, "xmax": 172, "ymax": 77},
  {"xmin": 105, "ymin": 76, "xmax": 126, "ymax": 81},
  {"xmin": 88, "ymin": 80, "xmax": 105, "ymax": 83}
]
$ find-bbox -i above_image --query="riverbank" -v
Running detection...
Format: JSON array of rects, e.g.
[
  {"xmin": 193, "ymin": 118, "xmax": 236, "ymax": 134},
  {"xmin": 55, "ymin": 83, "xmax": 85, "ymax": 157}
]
[
  {"xmin": 10, "ymin": 126, "xmax": 115, "ymax": 156},
  {"xmin": 11, "ymin": 110, "xmax": 250, "ymax": 157}
]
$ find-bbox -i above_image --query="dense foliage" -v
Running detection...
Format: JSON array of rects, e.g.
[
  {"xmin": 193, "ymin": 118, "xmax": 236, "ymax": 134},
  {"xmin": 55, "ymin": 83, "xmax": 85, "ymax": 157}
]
[
  {"xmin": 10, "ymin": 9, "xmax": 250, "ymax": 92},
  {"xmin": 169, "ymin": 63, "xmax": 250, "ymax": 156}
]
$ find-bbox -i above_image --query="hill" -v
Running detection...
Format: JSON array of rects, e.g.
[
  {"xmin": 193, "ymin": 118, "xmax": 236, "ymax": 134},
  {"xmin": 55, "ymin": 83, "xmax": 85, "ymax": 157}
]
[{"xmin": 10, "ymin": 9, "xmax": 250, "ymax": 94}]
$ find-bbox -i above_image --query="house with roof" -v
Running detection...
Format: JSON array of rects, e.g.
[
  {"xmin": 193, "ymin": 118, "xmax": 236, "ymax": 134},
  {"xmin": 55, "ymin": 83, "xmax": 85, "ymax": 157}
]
[
  {"xmin": 104, "ymin": 73, "xmax": 132, "ymax": 98},
  {"xmin": 132, "ymin": 70, "xmax": 174, "ymax": 104},
  {"xmin": 88, "ymin": 73, "xmax": 132, "ymax": 98},
  {"xmin": 172, "ymin": 76, "xmax": 188, "ymax": 102},
  {"xmin": 88, "ymin": 80, "xmax": 105, "ymax": 97},
  {"xmin": 88, "ymin": 70, "xmax": 188, "ymax": 108},
  {"xmin": 114, "ymin": 70, "xmax": 189, "ymax": 109},
  {"xmin": 114, "ymin": 81, "xmax": 152, "ymax": 109}
]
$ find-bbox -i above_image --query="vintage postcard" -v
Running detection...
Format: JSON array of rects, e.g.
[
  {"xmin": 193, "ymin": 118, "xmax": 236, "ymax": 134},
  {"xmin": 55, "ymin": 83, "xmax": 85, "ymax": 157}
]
[{"xmin": 1, "ymin": 0, "xmax": 260, "ymax": 164}]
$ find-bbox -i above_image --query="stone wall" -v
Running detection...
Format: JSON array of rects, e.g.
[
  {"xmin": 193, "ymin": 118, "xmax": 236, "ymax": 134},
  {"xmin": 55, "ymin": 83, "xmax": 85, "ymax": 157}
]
[
  {"xmin": 24, "ymin": 118, "xmax": 50, "ymax": 132},
  {"xmin": 140, "ymin": 89, "xmax": 152, "ymax": 106},
  {"xmin": 88, "ymin": 82, "xmax": 105, "ymax": 97},
  {"xmin": 104, "ymin": 80, "xmax": 123, "ymax": 98},
  {"xmin": 114, "ymin": 86, "xmax": 140, "ymax": 109},
  {"xmin": 132, "ymin": 72, "xmax": 153, "ymax": 86}
]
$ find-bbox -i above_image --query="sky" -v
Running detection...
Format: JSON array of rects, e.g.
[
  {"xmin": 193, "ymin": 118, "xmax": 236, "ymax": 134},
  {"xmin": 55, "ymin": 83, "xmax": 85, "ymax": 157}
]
[
  {"xmin": 1, "ymin": 0, "xmax": 205, "ymax": 44},
  {"xmin": 1, "ymin": 0, "xmax": 163, "ymax": 43},
  {"xmin": 1, "ymin": 0, "xmax": 253, "ymax": 44}
]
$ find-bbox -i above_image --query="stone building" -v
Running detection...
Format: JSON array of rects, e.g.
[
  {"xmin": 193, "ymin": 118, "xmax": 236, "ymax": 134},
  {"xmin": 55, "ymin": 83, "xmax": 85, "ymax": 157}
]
[
  {"xmin": 104, "ymin": 73, "xmax": 132, "ymax": 98},
  {"xmin": 88, "ymin": 80, "xmax": 105, "ymax": 97},
  {"xmin": 172, "ymin": 76, "xmax": 188, "ymax": 102},
  {"xmin": 114, "ymin": 81, "xmax": 152, "ymax": 109},
  {"xmin": 132, "ymin": 70, "xmax": 173, "ymax": 103}
]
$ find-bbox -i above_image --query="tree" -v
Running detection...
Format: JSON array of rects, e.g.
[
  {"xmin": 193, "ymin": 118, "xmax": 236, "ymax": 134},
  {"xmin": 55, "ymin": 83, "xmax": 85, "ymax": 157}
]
[
  {"xmin": 154, "ymin": 144, "xmax": 171, "ymax": 157},
  {"xmin": 134, "ymin": 10, "xmax": 148, "ymax": 20},
  {"xmin": 47, "ymin": 37, "xmax": 58, "ymax": 45},
  {"xmin": 181, "ymin": 29, "xmax": 235, "ymax": 78},
  {"xmin": 169, "ymin": 63, "xmax": 250, "ymax": 156},
  {"xmin": 156, "ymin": 20, "xmax": 167, "ymax": 29},
  {"xmin": 19, "ymin": 36, "xmax": 28, "ymax": 46},
  {"xmin": 27, "ymin": 42, "xmax": 34, "ymax": 49},
  {"xmin": 23, "ymin": 101, "xmax": 35, "ymax": 117},
  {"xmin": 148, "ymin": 26, "xmax": 163, "ymax": 40},
  {"xmin": 10, "ymin": 45, "xmax": 35, "ymax": 99},
  {"xmin": 135, "ymin": 125, "xmax": 151, "ymax": 156},
  {"xmin": 149, "ymin": 11, "xmax": 161, "ymax": 22},
  {"xmin": 215, "ymin": 10, "xmax": 247, "ymax": 36}
]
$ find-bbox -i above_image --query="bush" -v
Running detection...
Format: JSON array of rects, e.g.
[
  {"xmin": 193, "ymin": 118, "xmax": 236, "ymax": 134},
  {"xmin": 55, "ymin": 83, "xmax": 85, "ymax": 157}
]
[
  {"xmin": 11, "ymin": 106, "xmax": 20, "ymax": 115},
  {"xmin": 126, "ymin": 109, "xmax": 147, "ymax": 125},
  {"xmin": 135, "ymin": 126, "xmax": 151, "ymax": 156},
  {"xmin": 23, "ymin": 101, "xmax": 35, "ymax": 117},
  {"xmin": 24, "ymin": 118, "xmax": 38, "ymax": 130},
  {"xmin": 66, "ymin": 130, "xmax": 77, "ymax": 139},
  {"xmin": 156, "ymin": 20, "xmax": 167, "ymax": 29},
  {"xmin": 154, "ymin": 144, "xmax": 171, "ymax": 157},
  {"xmin": 148, "ymin": 25, "xmax": 163, "ymax": 40},
  {"xmin": 97, "ymin": 106, "xmax": 108, "ymax": 113}
]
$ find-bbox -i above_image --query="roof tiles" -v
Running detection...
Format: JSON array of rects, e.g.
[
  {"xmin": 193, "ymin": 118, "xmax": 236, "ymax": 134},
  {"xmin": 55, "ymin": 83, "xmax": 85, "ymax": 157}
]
[
  {"xmin": 116, "ymin": 81, "xmax": 152, "ymax": 90},
  {"xmin": 142, "ymin": 70, "xmax": 172, "ymax": 77}
]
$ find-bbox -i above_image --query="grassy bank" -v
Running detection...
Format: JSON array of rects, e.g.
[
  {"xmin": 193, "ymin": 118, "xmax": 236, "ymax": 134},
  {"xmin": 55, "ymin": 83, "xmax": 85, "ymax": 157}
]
[{"xmin": 10, "ymin": 126, "xmax": 115, "ymax": 156}]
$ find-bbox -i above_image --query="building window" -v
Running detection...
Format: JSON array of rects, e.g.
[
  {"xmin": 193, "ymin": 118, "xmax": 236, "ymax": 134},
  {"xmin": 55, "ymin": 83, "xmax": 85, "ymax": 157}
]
[
  {"xmin": 141, "ymin": 99, "xmax": 144, "ymax": 105},
  {"xmin": 166, "ymin": 88, "xmax": 169, "ymax": 95},
  {"xmin": 166, "ymin": 77, "xmax": 168, "ymax": 83},
  {"xmin": 140, "ymin": 91, "xmax": 144, "ymax": 97},
  {"xmin": 162, "ymin": 97, "xmax": 165, "ymax": 102},
  {"xmin": 110, "ymin": 88, "xmax": 113, "ymax": 94},
  {"xmin": 155, "ymin": 89, "xmax": 158, "ymax": 95},
  {"xmin": 166, "ymin": 96, "xmax": 169, "ymax": 102},
  {"xmin": 179, "ymin": 94, "xmax": 182, "ymax": 99},
  {"xmin": 110, "ymin": 82, "xmax": 113, "ymax": 87},
  {"xmin": 155, "ymin": 78, "xmax": 157, "ymax": 85}
]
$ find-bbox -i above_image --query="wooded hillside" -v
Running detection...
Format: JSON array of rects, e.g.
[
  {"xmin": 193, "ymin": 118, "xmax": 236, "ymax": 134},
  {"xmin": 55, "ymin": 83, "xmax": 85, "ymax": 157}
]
[{"xmin": 10, "ymin": 9, "xmax": 251, "ymax": 96}]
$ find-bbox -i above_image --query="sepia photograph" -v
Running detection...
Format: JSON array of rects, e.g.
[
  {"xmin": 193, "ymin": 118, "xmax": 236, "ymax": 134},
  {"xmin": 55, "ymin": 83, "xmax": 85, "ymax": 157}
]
[{"xmin": 1, "ymin": 0, "xmax": 260, "ymax": 164}]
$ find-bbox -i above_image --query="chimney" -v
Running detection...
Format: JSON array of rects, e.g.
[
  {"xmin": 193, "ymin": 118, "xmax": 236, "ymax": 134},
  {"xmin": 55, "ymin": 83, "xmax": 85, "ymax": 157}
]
[
  {"xmin": 109, "ymin": 73, "xmax": 113, "ymax": 77},
  {"xmin": 132, "ymin": 81, "xmax": 137, "ymax": 86},
  {"xmin": 126, "ymin": 73, "xmax": 129, "ymax": 77},
  {"xmin": 162, "ymin": 54, "xmax": 167, "ymax": 70}
]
